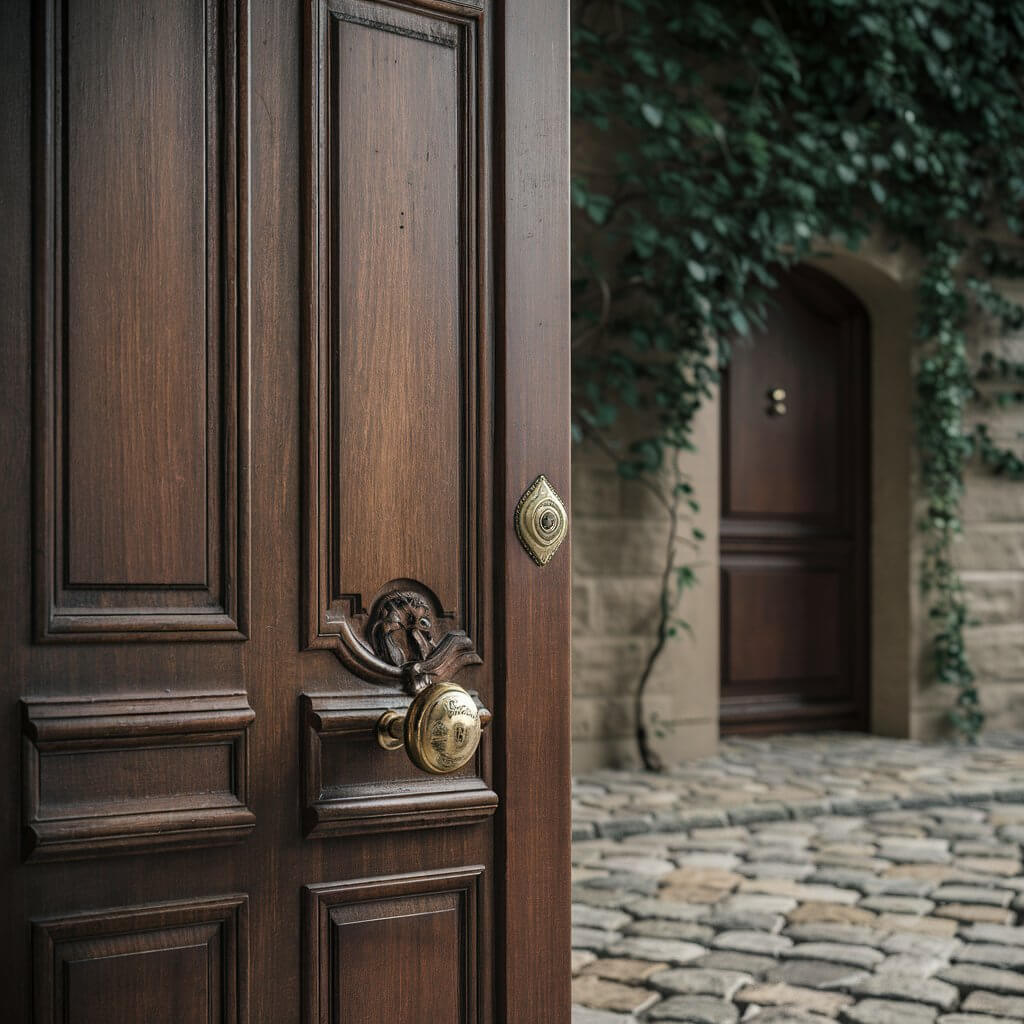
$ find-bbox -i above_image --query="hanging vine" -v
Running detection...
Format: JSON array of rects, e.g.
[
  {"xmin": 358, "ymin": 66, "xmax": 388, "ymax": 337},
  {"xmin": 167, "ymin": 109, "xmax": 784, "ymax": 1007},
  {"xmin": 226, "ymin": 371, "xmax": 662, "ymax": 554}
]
[{"xmin": 571, "ymin": 0, "xmax": 1024, "ymax": 760}]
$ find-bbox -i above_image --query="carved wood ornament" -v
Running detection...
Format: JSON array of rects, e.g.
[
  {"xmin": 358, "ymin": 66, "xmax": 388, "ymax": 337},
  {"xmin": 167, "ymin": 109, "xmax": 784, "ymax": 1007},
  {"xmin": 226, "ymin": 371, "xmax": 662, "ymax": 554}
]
[{"xmin": 352, "ymin": 586, "xmax": 481, "ymax": 695}]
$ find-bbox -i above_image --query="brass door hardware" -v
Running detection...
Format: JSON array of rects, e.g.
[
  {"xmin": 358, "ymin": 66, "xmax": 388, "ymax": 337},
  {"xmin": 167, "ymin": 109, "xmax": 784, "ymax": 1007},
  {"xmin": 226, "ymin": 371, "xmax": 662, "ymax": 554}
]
[
  {"xmin": 377, "ymin": 681, "xmax": 491, "ymax": 774},
  {"xmin": 515, "ymin": 474, "xmax": 568, "ymax": 565},
  {"xmin": 767, "ymin": 387, "xmax": 787, "ymax": 416}
]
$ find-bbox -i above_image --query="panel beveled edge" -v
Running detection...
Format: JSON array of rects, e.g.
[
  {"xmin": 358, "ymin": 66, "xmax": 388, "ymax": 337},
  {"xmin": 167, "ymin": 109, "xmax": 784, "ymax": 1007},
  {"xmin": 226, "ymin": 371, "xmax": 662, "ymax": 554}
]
[
  {"xmin": 300, "ymin": 693, "xmax": 497, "ymax": 837},
  {"xmin": 21, "ymin": 692, "xmax": 256, "ymax": 861},
  {"xmin": 33, "ymin": 894, "xmax": 249, "ymax": 1024},
  {"xmin": 303, "ymin": 866, "xmax": 483, "ymax": 1024},
  {"xmin": 32, "ymin": 0, "xmax": 250, "ymax": 641},
  {"xmin": 302, "ymin": 0, "xmax": 485, "ymax": 668}
]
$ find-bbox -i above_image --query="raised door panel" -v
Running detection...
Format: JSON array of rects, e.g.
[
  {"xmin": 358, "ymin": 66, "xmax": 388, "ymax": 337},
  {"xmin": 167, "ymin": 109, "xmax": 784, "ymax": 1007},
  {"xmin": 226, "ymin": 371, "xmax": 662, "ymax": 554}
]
[
  {"xmin": 721, "ymin": 559, "xmax": 846, "ymax": 696},
  {"xmin": 304, "ymin": 867, "xmax": 482, "ymax": 1024},
  {"xmin": 305, "ymin": 0, "xmax": 486, "ymax": 666},
  {"xmin": 34, "ymin": 0, "xmax": 248, "ymax": 640},
  {"xmin": 21, "ymin": 692, "xmax": 256, "ymax": 860},
  {"xmin": 33, "ymin": 896, "xmax": 248, "ymax": 1024}
]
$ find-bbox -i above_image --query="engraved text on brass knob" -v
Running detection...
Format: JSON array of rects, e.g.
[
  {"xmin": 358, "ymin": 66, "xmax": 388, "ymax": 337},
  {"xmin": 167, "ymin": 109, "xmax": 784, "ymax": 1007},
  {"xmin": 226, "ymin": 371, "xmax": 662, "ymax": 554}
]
[{"xmin": 376, "ymin": 681, "xmax": 491, "ymax": 774}]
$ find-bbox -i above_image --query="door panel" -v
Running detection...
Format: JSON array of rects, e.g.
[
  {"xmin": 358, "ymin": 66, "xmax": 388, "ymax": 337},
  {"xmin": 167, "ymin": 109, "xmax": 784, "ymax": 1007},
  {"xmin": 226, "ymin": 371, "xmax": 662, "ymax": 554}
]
[
  {"xmin": 306, "ymin": 0, "xmax": 482, "ymax": 644},
  {"xmin": 21, "ymin": 693, "xmax": 255, "ymax": 860},
  {"xmin": 33, "ymin": 897, "xmax": 247, "ymax": 1024},
  {"xmin": 0, "ymin": 0, "xmax": 570, "ymax": 1020},
  {"xmin": 304, "ymin": 867, "xmax": 482, "ymax": 1024},
  {"xmin": 34, "ymin": 0, "xmax": 248, "ymax": 640},
  {"xmin": 720, "ymin": 266, "xmax": 869, "ymax": 733}
]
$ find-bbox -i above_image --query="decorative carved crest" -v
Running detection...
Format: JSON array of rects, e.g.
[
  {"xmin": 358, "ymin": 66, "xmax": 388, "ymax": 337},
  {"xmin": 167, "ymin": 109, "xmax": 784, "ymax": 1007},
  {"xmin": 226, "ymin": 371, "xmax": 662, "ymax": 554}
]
[
  {"xmin": 322, "ymin": 585, "xmax": 481, "ymax": 695},
  {"xmin": 371, "ymin": 591, "xmax": 436, "ymax": 668}
]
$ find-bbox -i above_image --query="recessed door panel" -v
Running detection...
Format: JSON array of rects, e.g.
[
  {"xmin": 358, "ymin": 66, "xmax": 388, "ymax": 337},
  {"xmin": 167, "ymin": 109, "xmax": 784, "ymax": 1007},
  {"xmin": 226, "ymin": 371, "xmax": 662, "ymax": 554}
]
[
  {"xmin": 33, "ymin": 896, "xmax": 247, "ymax": 1024},
  {"xmin": 34, "ymin": 0, "xmax": 248, "ymax": 640},
  {"xmin": 306, "ymin": 0, "xmax": 485, "ymax": 662},
  {"xmin": 304, "ymin": 868, "xmax": 482, "ymax": 1024}
]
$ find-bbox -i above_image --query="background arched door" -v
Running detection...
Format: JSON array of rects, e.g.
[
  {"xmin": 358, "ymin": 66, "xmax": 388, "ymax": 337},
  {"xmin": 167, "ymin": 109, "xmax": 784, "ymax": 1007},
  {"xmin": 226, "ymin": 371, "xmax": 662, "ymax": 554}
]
[{"xmin": 720, "ymin": 266, "xmax": 870, "ymax": 734}]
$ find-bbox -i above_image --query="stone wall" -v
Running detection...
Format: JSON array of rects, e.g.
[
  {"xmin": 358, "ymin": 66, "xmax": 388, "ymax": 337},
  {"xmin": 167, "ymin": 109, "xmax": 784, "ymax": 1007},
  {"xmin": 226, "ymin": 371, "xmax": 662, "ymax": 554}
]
[
  {"xmin": 570, "ymin": 245, "xmax": 1024, "ymax": 770},
  {"xmin": 571, "ymin": 401, "xmax": 720, "ymax": 772},
  {"xmin": 958, "ymin": 276, "xmax": 1024, "ymax": 732}
]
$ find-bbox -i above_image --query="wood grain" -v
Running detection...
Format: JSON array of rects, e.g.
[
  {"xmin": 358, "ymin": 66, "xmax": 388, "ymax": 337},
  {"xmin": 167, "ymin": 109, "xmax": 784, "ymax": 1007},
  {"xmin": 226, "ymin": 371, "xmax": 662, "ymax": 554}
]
[
  {"xmin": 33, "ymin": 895, "xmax": 248, "ymax": 1024},
  {"xmin": 304, "ymin": 867, "xmax": 482, "ymax": 1024},
  {"xmin": 33, "ymin": 0, "xmax": 249, "ymax": 641},
  {"xmin": 494, "ymin": 0, "xmax": 572, "ymax": 1020},
  {"xmin": 1, "ymin": 0, "xmax": 570, "ymax": 1019},
  {"xmin": 304, "ymin": 0, "xmax": 485, "ymax": 669}
]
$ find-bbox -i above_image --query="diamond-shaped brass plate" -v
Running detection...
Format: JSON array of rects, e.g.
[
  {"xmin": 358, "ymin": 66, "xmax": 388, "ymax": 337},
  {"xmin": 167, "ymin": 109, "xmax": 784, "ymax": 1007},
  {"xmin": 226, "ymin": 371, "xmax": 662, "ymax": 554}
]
[{"xmin": 514, "ymin": 475, "xmax": 568, "ymax": 566}]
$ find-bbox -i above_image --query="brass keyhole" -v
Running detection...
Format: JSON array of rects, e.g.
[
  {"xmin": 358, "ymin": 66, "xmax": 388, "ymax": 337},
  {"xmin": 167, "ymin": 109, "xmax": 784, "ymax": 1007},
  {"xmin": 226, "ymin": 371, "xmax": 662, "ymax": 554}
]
[{"xmin": 515, "ymin": 475, "xmax": 568, "ymax": 565}]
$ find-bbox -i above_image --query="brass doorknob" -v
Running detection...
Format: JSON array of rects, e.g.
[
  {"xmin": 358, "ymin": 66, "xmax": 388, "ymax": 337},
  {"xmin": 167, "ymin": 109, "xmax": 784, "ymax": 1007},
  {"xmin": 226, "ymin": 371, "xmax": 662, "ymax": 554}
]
[{"xmin": 376, "ymin": 681, "xmax": 491, "ymax": 774}]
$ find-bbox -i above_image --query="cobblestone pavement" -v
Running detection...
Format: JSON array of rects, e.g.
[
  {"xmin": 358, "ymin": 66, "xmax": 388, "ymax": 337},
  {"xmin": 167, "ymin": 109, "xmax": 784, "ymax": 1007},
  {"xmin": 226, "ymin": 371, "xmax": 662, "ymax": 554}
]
[{"xmin": 571, "ymin": 734, "xmax": 1024, "ymax": 1024}]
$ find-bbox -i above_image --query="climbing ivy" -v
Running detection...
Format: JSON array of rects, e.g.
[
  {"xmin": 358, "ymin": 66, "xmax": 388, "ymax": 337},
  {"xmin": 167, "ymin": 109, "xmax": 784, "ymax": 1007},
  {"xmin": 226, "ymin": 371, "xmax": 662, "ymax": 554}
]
[{"xmin": 571, "ymin": 0, "xmax": 1024, "ymax": 757}]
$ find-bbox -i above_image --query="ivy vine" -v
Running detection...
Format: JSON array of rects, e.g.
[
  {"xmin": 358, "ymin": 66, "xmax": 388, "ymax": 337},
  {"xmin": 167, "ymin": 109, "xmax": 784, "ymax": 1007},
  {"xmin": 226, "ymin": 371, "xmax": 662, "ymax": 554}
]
[{"xmin": 571, "ymin": 0, "xmax": 1024, "ymax": 762}]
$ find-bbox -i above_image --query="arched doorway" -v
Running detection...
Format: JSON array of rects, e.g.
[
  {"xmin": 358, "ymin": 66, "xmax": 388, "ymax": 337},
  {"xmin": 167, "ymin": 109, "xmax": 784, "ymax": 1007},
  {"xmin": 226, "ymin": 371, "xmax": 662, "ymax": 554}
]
[{"xmin": 719, "ymin": 265, "xmax": 870, "ymax": 733}]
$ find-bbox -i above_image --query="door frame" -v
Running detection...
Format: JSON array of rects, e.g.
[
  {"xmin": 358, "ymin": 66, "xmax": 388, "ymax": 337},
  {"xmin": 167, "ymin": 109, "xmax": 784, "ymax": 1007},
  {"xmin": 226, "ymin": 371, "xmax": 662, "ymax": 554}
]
[{"xmin": 495, "ymin": 1, "xmax": 572, "ymax": 1017}]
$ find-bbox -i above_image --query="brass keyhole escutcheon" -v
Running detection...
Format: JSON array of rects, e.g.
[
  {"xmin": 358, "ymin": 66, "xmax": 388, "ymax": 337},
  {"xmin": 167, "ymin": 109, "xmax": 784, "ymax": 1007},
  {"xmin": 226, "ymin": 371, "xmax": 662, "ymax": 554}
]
[
  {"xmin": 376, "ymin": 681, "xmax": 490, "ymax": 775},
  {"xmin": 515, "ymin": 474, "xmax": 568, "ymax": 566}
]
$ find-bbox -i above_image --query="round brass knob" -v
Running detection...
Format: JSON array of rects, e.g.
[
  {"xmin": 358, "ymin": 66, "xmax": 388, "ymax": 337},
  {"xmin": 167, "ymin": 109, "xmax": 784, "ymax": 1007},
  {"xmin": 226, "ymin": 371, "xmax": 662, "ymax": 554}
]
[{"xmin": 376, "ymin": 681, "xmax": 488, "ymax": 774}]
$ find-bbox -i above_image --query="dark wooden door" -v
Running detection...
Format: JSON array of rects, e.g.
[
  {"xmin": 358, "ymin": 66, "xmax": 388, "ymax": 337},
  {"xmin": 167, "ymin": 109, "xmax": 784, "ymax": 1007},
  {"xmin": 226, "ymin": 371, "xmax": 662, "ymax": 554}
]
[
  {"xmin": 0, "ymin": 1, "xmax": 570, "ymax": 1021},
  {"xmin": 720, "ymin": 266, "xmax": 869, "ymax": 734}
]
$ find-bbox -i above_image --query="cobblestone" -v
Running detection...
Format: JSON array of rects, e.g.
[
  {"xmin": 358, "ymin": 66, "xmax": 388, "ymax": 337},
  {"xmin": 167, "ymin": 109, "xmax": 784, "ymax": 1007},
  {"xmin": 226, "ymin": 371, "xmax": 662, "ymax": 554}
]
[{"xmin": 572, "ymin": 733, "xmax": 1024, "ymax": 1023}]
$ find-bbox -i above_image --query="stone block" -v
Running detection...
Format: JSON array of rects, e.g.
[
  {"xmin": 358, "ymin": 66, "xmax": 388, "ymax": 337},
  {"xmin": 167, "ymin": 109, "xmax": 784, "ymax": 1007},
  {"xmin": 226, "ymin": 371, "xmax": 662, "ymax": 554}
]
[
  {"xmin": 580, "ymin": 957, "xmax": 669, "ymax": 983},
  {"xmin": 962, "ymin": 575, "xmax": 1024, "ymax": 626},
  {"xmin": 965, "ymin": 627, "xmax": 1024, "ymax": 682},
  {"xmin": 710, "ymin": 931, "xmax": 793, "ymax": 957},
  {"xmin": 939, "ymin": 963, "xmax": 1024, "ymax": 995},
  {"xmin": 572, "ymin": 463, "xmax": 623, "ymax": 518},
  {"xmin": 961, "ymin": 474, "xmax": 1024, "ymax": 523},
  {"xmin": 572, "ymin": 638, "xmax": 650, "ymax": 697},
  {"xmin": 840, "ymin": 998, "xmax": 937, "ymax": 1024},
  {"xmin": 607, "ymin": 936, "xmax": 707, "ymax": 965},
  {"xmin": 590, "ymin": 576, "xmax": 665, "ymax": 636},
  {"xmin": 573, "ymin": 518, "xmax": 673, "ymax": 577},
  {"xmin": 847, "ymin": 974, "xmax": 959, "ymax": 1010},
  {"xmin": 646, "ymin": 995, "xmax": 738, "ymax": 1023},
  {"xmin": 954, "ymin": 525, "xmax": 1024, "ymax": 571},
  {"xmin": 735, "ymin": 981, "xmax": 853, "ymax": 1016},
  {"xmin": 649, "ymin": 967, "xmax": 753, "ymax": 1000},
  {"xmin": 782, "ymin": 942, "xmax": 885, "ymax": 970},
  {"xmin": 574, "ymin": 582, "xmax": 595, "ymax": 632},
  {"xmin": 571, "ymin": 974, "xmax": 659, "ymax": 1014},
  {"xmin": 572, "ymin": 697, "xmax": 635, "ymax": 742},
  {"xmin": 961, "ymin": 990, "xmax": 1024, "ymax": 1017}
]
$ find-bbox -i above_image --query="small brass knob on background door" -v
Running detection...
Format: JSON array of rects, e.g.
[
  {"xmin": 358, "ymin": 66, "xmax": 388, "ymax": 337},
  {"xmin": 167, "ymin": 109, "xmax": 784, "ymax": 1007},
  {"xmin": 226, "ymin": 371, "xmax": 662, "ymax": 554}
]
[
  {"xmin": 767, "ymin": 387, "xmax": 787, "ymax": 416},
  {"xmin": 377, "ymin": 681, "xmax": 491, "ymax": 774}
]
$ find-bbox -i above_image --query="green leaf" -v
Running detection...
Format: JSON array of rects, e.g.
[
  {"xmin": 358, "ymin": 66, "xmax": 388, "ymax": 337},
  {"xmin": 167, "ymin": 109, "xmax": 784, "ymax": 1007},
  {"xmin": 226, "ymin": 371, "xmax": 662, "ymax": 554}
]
[{"xmin": 640, "ymin": 103, "xmax": 663, "ymax": 128}]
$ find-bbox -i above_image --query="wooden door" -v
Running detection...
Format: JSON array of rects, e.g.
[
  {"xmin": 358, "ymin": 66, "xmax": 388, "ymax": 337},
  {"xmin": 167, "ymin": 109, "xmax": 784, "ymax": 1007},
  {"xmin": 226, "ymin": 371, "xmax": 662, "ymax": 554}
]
[
  {"xmin": 0, "ymin": 1, "xmax": 570, "ymax": 1021},
  {"xmin": 719, "ymin": 266, "xmax": 869, "ymax": 734}
]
